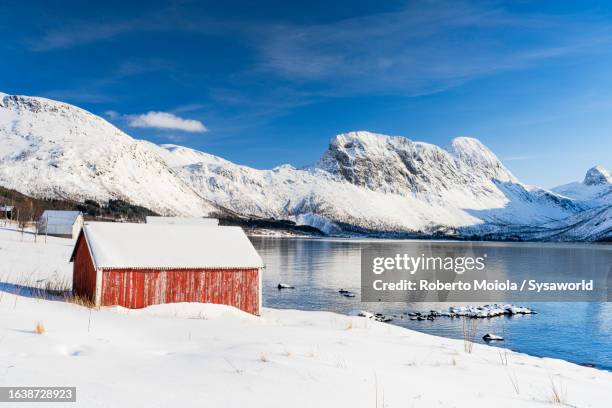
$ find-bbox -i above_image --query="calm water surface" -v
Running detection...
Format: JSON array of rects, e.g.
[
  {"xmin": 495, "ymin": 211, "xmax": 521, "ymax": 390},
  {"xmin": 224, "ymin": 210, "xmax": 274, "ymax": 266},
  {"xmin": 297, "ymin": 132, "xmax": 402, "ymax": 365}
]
[{"xmin": 250, "ymin": 237, "xmax": 612, "ymax": 371}]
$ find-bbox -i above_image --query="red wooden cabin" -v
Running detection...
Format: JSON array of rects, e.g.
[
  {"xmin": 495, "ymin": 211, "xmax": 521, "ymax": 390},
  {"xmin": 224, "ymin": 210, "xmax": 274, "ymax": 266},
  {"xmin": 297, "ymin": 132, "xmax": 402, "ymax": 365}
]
[{"xmin": 70, "ymin": 222, "xmax": 263, "ymax": 315}]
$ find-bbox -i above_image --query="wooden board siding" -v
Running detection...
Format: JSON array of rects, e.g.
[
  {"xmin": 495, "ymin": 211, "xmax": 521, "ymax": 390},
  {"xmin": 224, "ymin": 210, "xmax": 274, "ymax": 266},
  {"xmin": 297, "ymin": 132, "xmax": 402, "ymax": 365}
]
[
  {"xmin": 100, "ymin": 268, "xmax": 260, "ymax": 315},
  {"xmin": 72, "ymin": 234, "xmax": 97, "ymax": 302}
]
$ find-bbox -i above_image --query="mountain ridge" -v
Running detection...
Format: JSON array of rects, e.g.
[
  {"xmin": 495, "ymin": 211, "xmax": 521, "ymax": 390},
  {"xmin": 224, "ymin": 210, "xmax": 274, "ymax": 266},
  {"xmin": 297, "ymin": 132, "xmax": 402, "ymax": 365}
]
[
  {"xmin": 0, "ymin": 92, "xmax": 216, "ymax": 217},
  {"xmin": 0, "ymin": 92, "xmax": 609, "ymax": 241}
]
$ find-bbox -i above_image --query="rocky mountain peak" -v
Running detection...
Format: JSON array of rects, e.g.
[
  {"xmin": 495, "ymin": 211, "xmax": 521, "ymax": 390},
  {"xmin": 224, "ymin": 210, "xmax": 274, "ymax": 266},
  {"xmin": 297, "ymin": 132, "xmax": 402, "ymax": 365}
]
[
  {"xmin": 583, "ymin": 165, "xmax": 611, "ymax": 186},
  {"xmin": 315, "ymin": 131, "xmax": 515, "ymax": 195}
]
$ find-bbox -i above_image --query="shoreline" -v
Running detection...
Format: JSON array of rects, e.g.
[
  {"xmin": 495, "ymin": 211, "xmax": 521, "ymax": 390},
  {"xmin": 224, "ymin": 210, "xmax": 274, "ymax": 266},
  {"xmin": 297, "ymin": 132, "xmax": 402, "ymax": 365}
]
[
  {"xmin": 267, "ymin": 303, "xmax": 612, "ymax": 373},
  {"xmin": 246, "ymin": 229, "xmax": 612, "ymax": 246},
  {"xmin": 2, "ymin": 293, "xmax": 611, "ymax": 407}
]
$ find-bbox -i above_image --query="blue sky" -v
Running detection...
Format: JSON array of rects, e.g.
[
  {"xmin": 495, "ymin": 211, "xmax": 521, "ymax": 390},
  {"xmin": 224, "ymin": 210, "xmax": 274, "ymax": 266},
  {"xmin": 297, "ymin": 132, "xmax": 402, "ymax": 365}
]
[{"xmin": 1, "ymin": 0, "xmax": 611, "ymax": 187}]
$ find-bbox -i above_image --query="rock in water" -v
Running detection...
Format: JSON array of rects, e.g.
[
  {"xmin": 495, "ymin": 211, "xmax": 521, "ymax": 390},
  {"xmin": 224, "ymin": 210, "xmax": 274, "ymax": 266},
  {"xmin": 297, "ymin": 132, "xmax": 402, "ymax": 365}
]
[
  {"xmin": 357, "ymin": 311, "xmax": 374, "ymax": 319},
  {"xmin": 483, "ymin": 333, "xmax": 504, "ymax": 341}
]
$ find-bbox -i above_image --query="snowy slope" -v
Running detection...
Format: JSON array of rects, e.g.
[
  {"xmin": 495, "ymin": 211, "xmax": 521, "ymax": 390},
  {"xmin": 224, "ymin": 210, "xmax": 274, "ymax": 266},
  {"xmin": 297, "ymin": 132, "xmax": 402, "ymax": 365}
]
[
  {"xmin": 0, "ymin": 91, "xmax": 598, "ymax": 239},
  {"xmin": 541, "ymin": 206, "xmax": 612, "ymax": 242},
  {"xmin": 3, "ymin": 292, "xmax": 612, "ymax": 408},
  {"xmin": 0, "ymin": 92, "xmax": 215, "ymax": 216}
]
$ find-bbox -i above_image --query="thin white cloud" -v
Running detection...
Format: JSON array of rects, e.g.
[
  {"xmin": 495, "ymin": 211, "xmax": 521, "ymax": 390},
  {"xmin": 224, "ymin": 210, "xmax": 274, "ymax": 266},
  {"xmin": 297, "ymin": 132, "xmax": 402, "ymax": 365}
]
[
  {"xmin": 503, "ymin": 155, "xmax": 537, "ymax": 162},
  {"xmin": 28, "ymin": 6, "xmax": 230, "ymax": 51},
  {"xmin": 28, "ymin": 1, "xmax": 612, "ymax": 111},
  {"xmin": 252, "ymin": 2, "xmax": 609, "ymax": 96},
  {"xmin": 127, "ymin": 111, "xmax": 207, "ymax": 132},
  {"xmin": 45, "ymin": 59, "xmax": 173, "ymax": 105},
  {"xmin": 32, "ymin": 19, "xmax": 139, "ymax": 51},
  {"xmin": 104, "ymin": 110, "xmax": 120, "ymax": 119}
]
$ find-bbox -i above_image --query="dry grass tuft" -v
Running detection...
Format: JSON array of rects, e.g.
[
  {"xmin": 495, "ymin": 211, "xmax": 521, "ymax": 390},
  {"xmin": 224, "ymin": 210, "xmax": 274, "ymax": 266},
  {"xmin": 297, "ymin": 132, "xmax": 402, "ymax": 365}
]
[
  {"xmin": 505, "ymin": 368, "xmax": 520, "ymax": 395},
  {"xmin": 224, "ymin": 358, "xmax": 243, "ymax": 374},
  {"xmin": 35, "ymin": 321, "xmax": 45, "ymax": 334},
  {"xmin": 499, "ymin": 349, "xmax": 509, "ymax": 366},
  {"xmin": 259, "ymin": 352, "xmax": 269, "ymax": 363},
  {"xmin": 64, "ymin": 293, "xmax": 97, "ymax": 308},
  {"xmin": 306, "ymin": 346, "xmax": 319, "ymax": 358},
  {"xmin": 462, "ymin": 319, "xmax": 478, "ymax": 353},
  {"xmin": 549, "ymin": 376, "xmax": 567, "ymax": 405}
]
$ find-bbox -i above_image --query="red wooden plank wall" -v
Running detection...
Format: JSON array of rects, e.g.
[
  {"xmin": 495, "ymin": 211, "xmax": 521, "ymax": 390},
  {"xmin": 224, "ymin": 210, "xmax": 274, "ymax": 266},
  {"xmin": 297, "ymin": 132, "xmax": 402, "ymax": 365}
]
[
  {"xmin": 100, "ymin": 268, "xmax": 260, "ymax": 315},
  {"xmin": 72, "ymin": 235, "xmax": 97, "ymax": 302}
]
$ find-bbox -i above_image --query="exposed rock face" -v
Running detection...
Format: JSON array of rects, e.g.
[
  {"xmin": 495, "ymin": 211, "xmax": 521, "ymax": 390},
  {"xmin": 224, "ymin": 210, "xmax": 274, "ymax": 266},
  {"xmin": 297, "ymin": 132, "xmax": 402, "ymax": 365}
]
[
  {"xmin": 316, "ymin": 132, "xmax": 514, "ymax": 196},
  {"xmin": 584, "ymin": 166, "xmax": 612, "ymax": 186}
]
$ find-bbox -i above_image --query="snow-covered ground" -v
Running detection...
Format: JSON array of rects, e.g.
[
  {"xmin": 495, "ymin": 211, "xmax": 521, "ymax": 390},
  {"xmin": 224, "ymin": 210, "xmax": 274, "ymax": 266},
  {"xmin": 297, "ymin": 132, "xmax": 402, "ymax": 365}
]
[
  {"xmin": 1, "ymin": 293, "xmax": 610, "ymax": 408},
  {"xmin": 0, "ymin": 222, "xmax": 74, "ymax": 288},
  {"xmin": 1, "ymin": 223, "xmax": 611, "ymax": 407}
]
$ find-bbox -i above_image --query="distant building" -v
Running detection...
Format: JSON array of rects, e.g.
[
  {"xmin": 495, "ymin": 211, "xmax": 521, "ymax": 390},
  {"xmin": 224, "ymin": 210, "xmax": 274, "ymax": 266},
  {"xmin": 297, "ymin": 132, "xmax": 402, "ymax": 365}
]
[
  {"xmin": 38, "ymin": 210, "xmax": 84, "ymax": 239},
  {"xmin": 0, "ymin": 205, "xmax": 14, "ymax": 220},
  {"xmin": 70, "ymin": 222, "xmax": 263, "ymax": 315},
  {"xmin": 146, "ymin": 216, "xmax": 219, "ymax": 226}
]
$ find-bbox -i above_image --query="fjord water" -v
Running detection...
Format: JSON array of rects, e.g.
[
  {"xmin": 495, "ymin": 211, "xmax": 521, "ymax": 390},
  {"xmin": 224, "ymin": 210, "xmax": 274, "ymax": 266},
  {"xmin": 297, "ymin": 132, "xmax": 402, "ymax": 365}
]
[{"xmin": 250, "ymin": 237, "xmax": 612, "ymax": 371}]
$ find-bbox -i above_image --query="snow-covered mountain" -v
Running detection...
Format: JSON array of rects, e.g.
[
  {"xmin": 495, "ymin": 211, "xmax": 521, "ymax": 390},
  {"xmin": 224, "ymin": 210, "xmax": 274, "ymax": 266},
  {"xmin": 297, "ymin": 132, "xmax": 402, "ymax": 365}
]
[
  {"xmin": 541, "ymin": 166, "xmax": 612, "ymax": 241},
  {"xmin": 0, "ymin": 92, "xmax": 215, "ymax": 216},
  {"xmin": 0, "ymin": 92, "xmax": 607, "ymax": 240},
  {"xmin": 160, "ymin": 132, "xmax": 580, "ymax": 235},
  {"xmin": 553, "ymin": 165, "xmax": 612, "ymax": 206}
]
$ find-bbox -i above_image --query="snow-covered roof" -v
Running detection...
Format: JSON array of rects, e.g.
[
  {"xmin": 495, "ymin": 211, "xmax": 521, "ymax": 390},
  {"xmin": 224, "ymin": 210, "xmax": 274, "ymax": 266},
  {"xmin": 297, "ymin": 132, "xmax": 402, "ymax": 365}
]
[
  {"xmin": 146, "ymin": 216, "xmax": 219, "ymax": 226},
  {"xmin": 75, "ymin": 222, "xmax": 263, "ymax": 270},
  {"xmin": 40, "ymin": 210, "xmax": 82, "ymax": 225}
]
